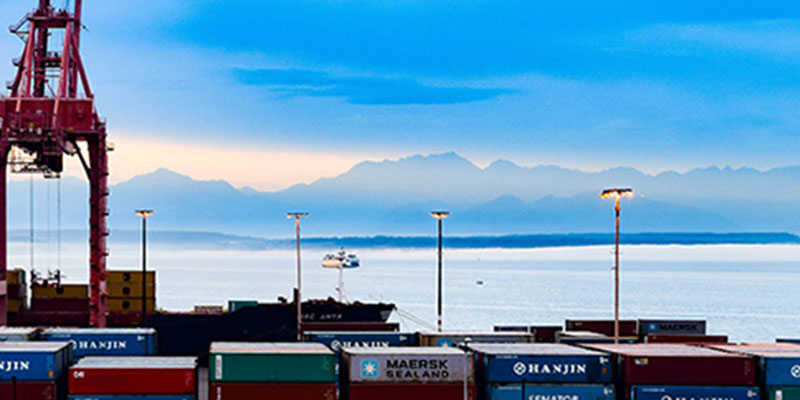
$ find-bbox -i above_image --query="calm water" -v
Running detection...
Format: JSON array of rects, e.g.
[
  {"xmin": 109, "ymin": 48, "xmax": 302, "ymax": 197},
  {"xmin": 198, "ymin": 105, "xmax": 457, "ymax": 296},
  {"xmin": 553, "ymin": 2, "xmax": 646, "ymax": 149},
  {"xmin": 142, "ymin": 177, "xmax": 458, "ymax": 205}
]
[{"xmin": 10, "ymin": 242, "xmax": 800, "ymax": 342}]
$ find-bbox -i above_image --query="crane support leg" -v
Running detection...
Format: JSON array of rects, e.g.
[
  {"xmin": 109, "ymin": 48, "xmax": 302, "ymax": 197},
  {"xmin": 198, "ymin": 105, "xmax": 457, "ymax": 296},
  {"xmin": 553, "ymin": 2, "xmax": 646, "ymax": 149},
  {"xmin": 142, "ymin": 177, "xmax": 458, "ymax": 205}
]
[
  {"xmin": 88, "ymin": 132, "xmax": 108, "ymax": 327},
  {"xmin": 0, "ymin": 143, "xmax": 7, "ymax": 326}
]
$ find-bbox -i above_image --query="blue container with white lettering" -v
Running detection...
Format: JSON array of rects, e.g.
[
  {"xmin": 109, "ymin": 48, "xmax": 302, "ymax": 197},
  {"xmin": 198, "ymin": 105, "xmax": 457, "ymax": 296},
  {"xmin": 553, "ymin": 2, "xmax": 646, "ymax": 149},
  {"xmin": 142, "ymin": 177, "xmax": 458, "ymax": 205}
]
[
  {"xmin": 631, "ymin": 386, "xmax": 760, "ymax": 400},
  {"xmin": 69, "ymin": 396, "xmax": 196, "ymax": 400},
  {"xmin": 0, "ymin": 342, "xmax": 71, "ymax": 381},
  {"xmin": 757, "ymin": 355, "xmax": 800, "ymax": 386},
  {"xmin": 468, "ymin": 343, "xmax": 612, "ymax": 383},
  {"xmin": 41, "ymin": 328, "xmax": 156, "ymax": 360},
  {"xmin": 303, "ymin": 331, "xmax": 417, "ymax": 353},
  {"xmin": 487, "ymin": 384, "xmax": 614, "ymax": 400}
]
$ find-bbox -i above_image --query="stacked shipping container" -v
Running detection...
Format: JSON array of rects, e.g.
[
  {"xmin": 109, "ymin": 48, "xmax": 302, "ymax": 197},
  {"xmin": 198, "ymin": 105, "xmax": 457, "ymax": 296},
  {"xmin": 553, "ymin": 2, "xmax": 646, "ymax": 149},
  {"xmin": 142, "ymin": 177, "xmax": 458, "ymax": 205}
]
[
  {"xmin": 0, "ymin": 342, "xmax": 72, "ymax": 400},
  {"xmin": 6, "ymin": 268, "xmax": 26, "ymax": 317},
  {"xmin": 304, "ymin": 331, "xmax": 418, "ymax": 353},
  {"xmin": 41, "ymin": 328, "xmax": 157, "ymax": 361},
  {"xmin": 209, "ymin": 342, "xmax": 336, "ymax": 400},
  {"xmin": 0, "ymin": 327, "xmax": 39, "ymax": 341},
  {"xmin": 708, "ymin": 343, "xmax": 800, "ymax": 400},
  {"xmin": 583, "ymin": 344, "xmax": 758, "ymax": 400},
  {"xmin": 340, "ymin": 347, "xmax": 476, "ymax": 400},
  {"xmin": 419, "ymin": 332, "xmax": 534, "ymax": 347},
  {"xmin": 468, "ymin": 343, "xmax": 614, "ymax": 400},
  {"xmin": 68, "ymin": 356, "xmax": 197, "ymax": 399},
  {"xmin": 106, "ymin": 271, "xmax": 156, "ymax": 326}
]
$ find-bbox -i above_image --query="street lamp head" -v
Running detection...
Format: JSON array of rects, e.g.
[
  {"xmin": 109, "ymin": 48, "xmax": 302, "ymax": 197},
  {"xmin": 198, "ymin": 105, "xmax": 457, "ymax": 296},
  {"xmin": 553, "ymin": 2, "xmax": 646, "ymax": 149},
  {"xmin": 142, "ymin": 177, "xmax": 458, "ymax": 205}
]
[
  {"xmin": 135, "ymin": 209, "xmax": 153, "ymax": 218},
  {"xmin": 600, "ymin": 188, "xmax": 634, "ymax": 200},
  {"xmin": 287, "ymin": 212, "xmax": 309, "ymax": 219},
  {"xmin": 430, "ymin": 211, "xmax": 450, "ymax": 220}
]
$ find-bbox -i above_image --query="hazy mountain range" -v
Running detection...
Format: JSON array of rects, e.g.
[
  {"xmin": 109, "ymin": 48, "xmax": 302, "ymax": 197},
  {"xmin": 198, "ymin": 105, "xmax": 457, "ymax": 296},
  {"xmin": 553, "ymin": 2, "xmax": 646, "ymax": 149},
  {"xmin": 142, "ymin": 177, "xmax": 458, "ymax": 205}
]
[{"xmin": 7, "ymin": 152, "xmax": 800, "ymax": 236}]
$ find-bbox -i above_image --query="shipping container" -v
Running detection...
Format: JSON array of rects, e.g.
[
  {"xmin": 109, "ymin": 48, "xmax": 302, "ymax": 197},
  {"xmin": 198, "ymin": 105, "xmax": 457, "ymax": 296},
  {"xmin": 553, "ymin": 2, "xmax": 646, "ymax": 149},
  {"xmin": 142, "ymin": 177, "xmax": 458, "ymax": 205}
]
[
  {"xmin": 419, "ymin": 332, "xmax": 534, "ymax": 347},
  {"xmin": 41, "ymin": 328, "xmax": 157, "ymax": 359},
  {"xmin": 68, "ymin": 356, "xmax": 197, "ymax": 395},
  {"xmin": 494, "ymin": 326, "xmax": 530, "ymax": 333},
  {"xmin": 0, "ymin": 380, "xmax": 60, "ymax": 400},
  {"xmin": 637, "ymin": 320, "xmax": 706, "ymax": 336},
  {"xmin": 32, "ymin": 285, "xmax": 88, "ymax": 299},
  {"xmin": 778, "ymin": 339, "xmax": 800, "ymax": 345},
  {"xmin": 767, "ymin": 387, "xmax": 800, "ymax": 400},
  {"xmin": 107, "ymin": 284, "xmax": 155, "ymax": 298},
  {"xmin": 631, "ymin": 386, "xmax": 759, "ymax": 400},
  {"xmin": 341, "ymin": 347, "xmax": 474, "ymax": 384},
  {"xmin": 645, "ymin": 334, "xmax": 727, "ymax": 344},
  {"xmin": 304, "ymin": 331, "xmax": 417, "ymax": 352},
  {"xmin": 106, "ymin": 271, "xmax": 155, "ymax": 285},
  {"xmin": 7, "ymin": 284, "xmax": 25, "ymax": 299},
  {"xmin": 0, "ymin": 342, "xmax": 71, "ymax": 381},
  {"xmin": 107, "ymin": 298, "xmax": 155, "ymax": 313},
  {"xmin": 68, "ymin": 396, "xmax": 194, "ymax": 400},
  {"xmin": 7, "ymin": 298, "xmax": 24, "ymax": 313},
  {"xmin": 344, "ymin": 383, "xmax": 477, "ymax": 400},
  {"xmin": 18, "ymin": 311, "xmax": 89, "ymax": 326},
  {"xmin": 707, "ymin": 344, "xmax": 800, "ymax": 386},
  {"xmin": 209, "ymin": 342, "xmax": 336, "ymax": 383},
  {"xmin": 468, "ymin": 343, "xmax": 612, "ymax": 383},
  {"xmin": 531, "ymin": 326, "xmax": 563, "ymax": 343},
  {"xmin": 557, "ymin": 331, "xmax": 637, "ymax": 345},
  {"xmin": 486, "ymin": 384, "xmax": 614, "ymax": 400},
  {"xmin": 31, "ymin": 298, "xmax": 89, "ymax": 312},
  {"xmin": 566, "ymin": 320, "xmax": 638, "ymax": 337},
  {"xmin": 227, "ymin": 300, "xmax": 258, "ymax": 313},
  {"xmin": 0, "ymin": 327, "xmax": 39, "ymax": 341},
  {"xmin": 302, "ymin": 322, "xmax": 400, "ymax": 332},
  {"xmin": 583, "ymin": 344, "xmax": 755, "ymax": 386},
  {"xmin": 209, "ymin": 382, "xmax": 336, "ymax": 400},
  {"xmin": 7, "ymin": 268, "xmax": 25, "ymax": 286}
]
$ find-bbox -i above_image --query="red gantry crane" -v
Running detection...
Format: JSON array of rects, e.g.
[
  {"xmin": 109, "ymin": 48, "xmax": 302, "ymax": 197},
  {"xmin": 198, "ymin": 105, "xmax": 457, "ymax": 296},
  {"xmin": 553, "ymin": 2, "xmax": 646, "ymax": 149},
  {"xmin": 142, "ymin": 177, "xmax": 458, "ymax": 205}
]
[{"xmin": 0, "ymin": 0, "xmax": 108, "ymax": 326}]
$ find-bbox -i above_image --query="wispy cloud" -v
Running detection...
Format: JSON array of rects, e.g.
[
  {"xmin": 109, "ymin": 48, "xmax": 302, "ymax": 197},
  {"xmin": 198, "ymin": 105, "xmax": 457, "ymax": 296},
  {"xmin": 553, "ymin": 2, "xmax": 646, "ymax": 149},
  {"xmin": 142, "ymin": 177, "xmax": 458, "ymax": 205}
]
[{"xmin": 233, "ymin": 68, "xmax": 515, "ymax": 105}]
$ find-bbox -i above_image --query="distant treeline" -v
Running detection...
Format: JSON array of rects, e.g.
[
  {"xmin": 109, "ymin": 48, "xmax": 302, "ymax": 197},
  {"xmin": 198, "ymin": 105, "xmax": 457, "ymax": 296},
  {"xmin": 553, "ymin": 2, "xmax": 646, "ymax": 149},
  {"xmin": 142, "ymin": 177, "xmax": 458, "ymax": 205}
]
[{"xmin": 9, "ymin": 230, "xmax": 799, "ymax": 250}]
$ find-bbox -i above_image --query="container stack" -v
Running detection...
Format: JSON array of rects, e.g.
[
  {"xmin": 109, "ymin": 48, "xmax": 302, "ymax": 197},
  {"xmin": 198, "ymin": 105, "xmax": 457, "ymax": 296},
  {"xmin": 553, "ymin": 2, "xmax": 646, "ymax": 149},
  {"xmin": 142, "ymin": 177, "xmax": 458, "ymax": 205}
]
[
  {"xmin": 340, "ymin": 347, "xmax": 476, "ymax": 400},
  {"xmin": 28, "ymin": 284, "xmax": 89, "ymax": 326},
  {"xmin": 0, "ymin": 327, "xmax": 40, "ymax": 342},
  {"xmin": 419, "ymin": 331, "xmax": 534, "ymax": 347},
  {"xmin": 0, "ymin": 342, "xmax": 72, "ymax": 400},
  {"xmin": 584, "ymin": 344, "xmax": 758, "ymax": 400},
  {"xmin": 468, "ymin": 343, "xmax": 613, "ymax": 400},
  {"xmin": 304, "ymin": 331, "xmax": 417, "ymax": 353},
  {"xmin": 41, "ymin": 328, "xmax": 157, "ymax": 361},
  {"xmin": 106, "ymin": 271, "xmax": 156, "ymax": 326},
  {"xmin": 68, "ymin": 356, "xmax": 198, "ymax": 400},
  {"xmin": 6, "ymin": 268, "xmax": 27, "ymax": 317},
  {"xmin": 707, "ymin": 343, "xmax": 800, "ymax": 400},
  {"xmin": 209, "ymin": 342, "xmax": 336, "ymax": 400}
]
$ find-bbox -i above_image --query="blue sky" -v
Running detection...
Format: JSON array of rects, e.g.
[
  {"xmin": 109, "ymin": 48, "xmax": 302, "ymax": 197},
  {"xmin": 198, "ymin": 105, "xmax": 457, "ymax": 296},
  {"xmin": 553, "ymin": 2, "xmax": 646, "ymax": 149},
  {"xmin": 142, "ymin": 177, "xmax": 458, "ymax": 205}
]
[{"xmin": 1, "ymin": 1, "xmax": 800, "ymax": 189}]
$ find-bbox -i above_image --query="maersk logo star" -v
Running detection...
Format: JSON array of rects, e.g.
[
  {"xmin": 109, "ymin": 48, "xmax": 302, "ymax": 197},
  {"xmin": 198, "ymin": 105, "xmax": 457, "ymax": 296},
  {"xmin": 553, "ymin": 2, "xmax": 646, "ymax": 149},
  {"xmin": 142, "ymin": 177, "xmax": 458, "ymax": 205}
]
[{"xmin": 361, "ymin": 360, "xmax": 379, "ymax": 378}]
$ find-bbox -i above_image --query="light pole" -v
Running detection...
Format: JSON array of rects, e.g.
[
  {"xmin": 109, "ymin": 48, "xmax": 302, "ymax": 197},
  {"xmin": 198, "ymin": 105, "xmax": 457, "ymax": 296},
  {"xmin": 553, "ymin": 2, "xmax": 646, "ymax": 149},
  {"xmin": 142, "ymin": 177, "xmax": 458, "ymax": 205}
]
[
  {"xmin": 134, "ymin": 209, "xmax": 153, "ymax": 325},
  {"xmin": 287, "ymin": 212, "xmax": 309, "ymax": 341},
  {"xmin": 600, "ymin": 188, "xmax": 633, "ymax": 344},
  {"xmin": 430, "ymin": 211, "xmax": 450, "ymax": 332}
]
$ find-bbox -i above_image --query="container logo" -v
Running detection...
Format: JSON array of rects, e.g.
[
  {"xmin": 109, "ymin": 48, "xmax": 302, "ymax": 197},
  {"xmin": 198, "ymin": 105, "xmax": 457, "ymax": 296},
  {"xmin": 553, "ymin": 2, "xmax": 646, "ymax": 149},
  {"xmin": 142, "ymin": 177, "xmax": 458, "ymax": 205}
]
[
  {"xmin": 331, "ymin": 340, "xmax": 342, "ymax": 351},
  {"xmin": 438, "ymin": 338, "xmax": 454, "ymax": 347},
  {"xmin": 361, "ymin": 360, "xmax": 379, "ymax": 378},
  {"xmin": 0, "ymin": 359, "xmax": 30, "ymax": 372},
  {"xmin": 511, "ymin": 362, "xmax": 588, "ymax": 376},
  {"xmin": 513, "ymin": 362, "xmax": 527, "ymax": 376},
  {"xmin": 72, "ymin": 339, "xmax": 128, "ymax": 352},
  {"xmin": 331, "ymin": 339, "xmax": 391, "ymax": 351},
  {"xmin": 791, "ymin": 365, "xmax": 800, "ymax": 379}
]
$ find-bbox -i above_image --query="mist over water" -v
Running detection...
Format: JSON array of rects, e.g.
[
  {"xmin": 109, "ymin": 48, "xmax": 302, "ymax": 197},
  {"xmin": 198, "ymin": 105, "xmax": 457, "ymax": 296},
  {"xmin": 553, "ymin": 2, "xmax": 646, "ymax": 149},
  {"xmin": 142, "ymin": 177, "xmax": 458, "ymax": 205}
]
[{"xmin": 10, "ymin": 242, "xmax": 800, "ymax": 343}]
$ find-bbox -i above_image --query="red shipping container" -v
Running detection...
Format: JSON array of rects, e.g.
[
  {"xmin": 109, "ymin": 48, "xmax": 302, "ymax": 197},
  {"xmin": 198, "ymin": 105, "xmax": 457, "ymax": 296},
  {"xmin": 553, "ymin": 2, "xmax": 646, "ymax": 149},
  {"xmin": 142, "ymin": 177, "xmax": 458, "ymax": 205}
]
[
  {"xmin": 0, "ymin": 381, "xmax": 59, "ymax": 400},
  {"xmin": 646, "ymin": 334, "xmax": 728, "ymax": 344},
  {"xmin": 210, "ymin": 383, "xmax": 336, "ymax": 400},
  {"xmin": 302, "ymin": 322, "xmax": 399, "ymax": 332},
  {"xmin": 7, "ymin": 283, "xmax": 25, "ymax": 299},
  {"xmin": 585, "ymin": 344, "xmax": 755, "ymax": 386},
  {"xmin": 530, "ymin": 326, "xmax": 562, "ymax": 343},
  {"xmin": 31, "ymin": 298, "xmax": 89, "ymax": 312},
  {"xmin": 566, "ymin": 319, "xmax": 638, "ymax": 336},
  {"xmin": 346, "ymin": 383, "xmax": 477, "ymax": 400},
  {"xmin": 69, "ymin": 357, "xmax": 197, "ymax": 395}
]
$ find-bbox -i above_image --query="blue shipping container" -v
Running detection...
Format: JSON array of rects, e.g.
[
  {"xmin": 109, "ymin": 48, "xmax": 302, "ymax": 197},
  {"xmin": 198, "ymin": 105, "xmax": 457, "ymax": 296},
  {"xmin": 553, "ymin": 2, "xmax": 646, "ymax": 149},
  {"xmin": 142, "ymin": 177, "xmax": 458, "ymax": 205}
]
[
  {"xmin": 638, "ymin": 320, "xmax": 706, "ymax": 336},
  {"xmin": 0, "ymin": 342, "xmax": 70, "ymax": 381},
  {"xmin": 303, "ymin": 331, "xmax": 417, "ymax": 352},
  {"xmin": 69, "ymin": 396, "xmax": 196, "ymax": 400},
  {"xmin": 487, "ymin": 384, "xmax": 614, "ymax": 400},
  {"xmin": 777, "ymin": 339, "xmax": 800, "ymax": 345},
  {"xmin": 632, "ymin": 386, "xmax": 759, "ymax": 400},
  {"xmin": 759, "ymin": 356, "xmax": 800, "ymax": 386},
  {"xmin": 469, "ymin": 344, "xmax": 612, "ymax": 383},
  {"xmin": 41, "ymin": 328, "xmax": 156, "ymax": 359}
]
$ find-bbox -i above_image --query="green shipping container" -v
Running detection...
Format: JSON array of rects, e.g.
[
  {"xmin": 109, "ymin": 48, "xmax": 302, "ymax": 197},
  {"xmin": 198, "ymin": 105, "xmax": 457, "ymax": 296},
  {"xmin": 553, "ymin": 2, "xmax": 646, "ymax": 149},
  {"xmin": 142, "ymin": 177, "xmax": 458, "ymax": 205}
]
[
  {"xmin": 227, "ymin": 300, "xmax": 258, "ymax": 313},
  {"xmin": 209, "ymin": 342, "xmax": 336, "ymax": 383},
  {"xmin": 769, "ymin": 387, "xmax": 800, "ymax": 400}
]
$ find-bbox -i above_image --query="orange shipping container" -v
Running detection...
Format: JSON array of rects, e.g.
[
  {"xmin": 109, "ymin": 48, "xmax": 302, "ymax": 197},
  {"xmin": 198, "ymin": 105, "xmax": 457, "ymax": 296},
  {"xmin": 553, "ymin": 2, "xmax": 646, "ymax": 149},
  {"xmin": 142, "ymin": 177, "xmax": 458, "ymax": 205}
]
[{"xmin": 32, "ymin": 284, "xmax": 88, "ymax": 299}]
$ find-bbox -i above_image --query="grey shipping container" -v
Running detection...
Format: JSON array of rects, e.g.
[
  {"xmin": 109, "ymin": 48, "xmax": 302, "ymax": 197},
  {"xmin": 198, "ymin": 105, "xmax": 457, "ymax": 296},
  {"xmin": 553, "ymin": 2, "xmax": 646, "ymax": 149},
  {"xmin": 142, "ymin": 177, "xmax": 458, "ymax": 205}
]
[
  {"xmin": 419, "ymin": 331, "xmax": 534, "ymax": 347},
  {"xmin": 0, "ymin": 327, "xmax": 39, "ymax": 341},
  {"xmin": 341, "ymin": 347, "xmax": 474, "ymax": 384}
]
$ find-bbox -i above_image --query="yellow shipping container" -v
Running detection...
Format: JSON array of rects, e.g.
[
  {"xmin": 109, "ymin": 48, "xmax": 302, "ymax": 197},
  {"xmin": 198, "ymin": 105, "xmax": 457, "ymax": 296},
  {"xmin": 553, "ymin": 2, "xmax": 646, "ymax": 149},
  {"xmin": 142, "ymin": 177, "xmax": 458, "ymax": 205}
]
[
  {"xmin": 7, "ymin": 268, "xmax": 25, "ymax": 285},
  {"xmin": 107, "ymin": 283, "xmax": 155, "ymax": 298},
  {"xmin": 32, "ymin": 284, "xmax": 88, "ymax": 299},
  {"xmin": 7, "ymin": 298, "xmax": 24, "ymax": 313},
  {"xmin": 107, "ymin": 271, "xmax": 155, "ymax": 284},
  {"xmin": 107, "ymin": 297, "xmax": 155, "ymax": 312}
]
